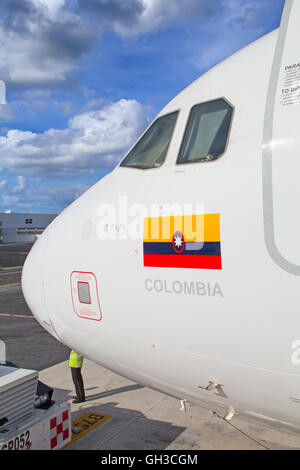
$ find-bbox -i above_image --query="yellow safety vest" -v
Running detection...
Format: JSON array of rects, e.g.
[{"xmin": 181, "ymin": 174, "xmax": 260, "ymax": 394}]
[{"xmin": 69, "ymin": 350, "xmax": 84, "ymax": 368}]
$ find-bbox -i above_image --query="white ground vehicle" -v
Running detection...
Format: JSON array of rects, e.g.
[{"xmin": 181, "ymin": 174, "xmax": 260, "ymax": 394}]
[{"xmin": 0, "ymin": 365, "xmax": 71, "ymax": 450}]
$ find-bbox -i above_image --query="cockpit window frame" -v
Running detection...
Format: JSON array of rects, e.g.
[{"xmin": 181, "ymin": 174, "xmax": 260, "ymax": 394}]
[
  {"xmin": 119, "ymin": 110, "xmax": 180, "ymax": 171},
  {"xmin": 176, "ymin": 97, "xmax": 234, "ymax": 166}
]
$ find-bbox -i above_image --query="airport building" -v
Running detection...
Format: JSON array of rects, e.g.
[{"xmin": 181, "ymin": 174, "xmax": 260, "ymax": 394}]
[{"xmin": 0, "ymin": 212, "xmax": 57, "ymax": 244}]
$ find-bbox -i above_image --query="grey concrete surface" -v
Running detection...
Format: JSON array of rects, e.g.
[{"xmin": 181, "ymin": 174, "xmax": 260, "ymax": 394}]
[
  {"xmin": 0, "ymin": 284, "xmax": 30, "ymax": 315},
  {"xmin": 0, "ymin": 267, "xmax": 22, "ymax": 287},
  {"xmin": 0, "ymin": 243, "xmax": 69, "ymax": 370},
  {"xmin": 0, "ymin": 305, "xmax": 69, "ymax": 370},
  {"xmin": 0, "ymin": 242, "xmax": 33, "ymax": 268},
  {"xmin": 0, "ymin": 284, "xmax": 69, "ymax": 371},
  {"xmin": 39, "ymin": 359, "xmax": 300, "ymax": 451}
]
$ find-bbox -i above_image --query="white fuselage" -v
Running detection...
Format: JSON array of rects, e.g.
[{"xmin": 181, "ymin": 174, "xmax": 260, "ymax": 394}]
[{"xmin": 22, "ymin": 3, "xmax": 300, "ymax": 433}]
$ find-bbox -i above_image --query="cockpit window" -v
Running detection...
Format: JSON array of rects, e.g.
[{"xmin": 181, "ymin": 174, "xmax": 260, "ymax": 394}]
[
  {"xmin": 177, "ymin": 98, "xmax": 233, "ymax": 164},
  {"xmin": 120, "ymin": 111, "xmax": 178, "ymax": 169}
]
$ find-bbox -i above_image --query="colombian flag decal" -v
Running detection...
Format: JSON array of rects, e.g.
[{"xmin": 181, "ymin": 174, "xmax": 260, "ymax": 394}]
[{"xmin": 143, "ymin": 214, "xmax": 222, "ymax": 270}]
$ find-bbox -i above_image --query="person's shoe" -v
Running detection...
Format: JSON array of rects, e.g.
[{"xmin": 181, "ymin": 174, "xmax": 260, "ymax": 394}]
[{"xmin": 72, "ymin": 397, "xmax": 85, "ymax": 404}]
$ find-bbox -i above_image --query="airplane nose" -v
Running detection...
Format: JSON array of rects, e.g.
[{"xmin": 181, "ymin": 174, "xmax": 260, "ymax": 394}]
[{"xmin": 22, "ymin": 236, "xmax": 60, "ymax": 340}]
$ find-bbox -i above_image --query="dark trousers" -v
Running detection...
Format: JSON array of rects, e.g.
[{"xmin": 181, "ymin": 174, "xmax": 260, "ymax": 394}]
[{"xmin": 71, "ymin": 367, "xmax": 85, "ymax": 400}]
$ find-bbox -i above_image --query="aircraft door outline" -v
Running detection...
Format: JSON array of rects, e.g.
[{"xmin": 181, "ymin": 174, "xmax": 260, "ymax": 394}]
[{"xmin": 70, "ymin": 271, "xmax": 102, "ymax": 321}]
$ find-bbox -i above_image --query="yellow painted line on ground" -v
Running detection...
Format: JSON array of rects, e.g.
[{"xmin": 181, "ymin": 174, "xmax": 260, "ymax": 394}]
[
  {"xmin": 61, "ymin": 412, "xmax": 113, "ymax": 449},
  {"xmin": 0, "ymin": 282, "xmax": 21, "ymax": 288},
  {"xmin": 0, "ymin": 266, "xmax": 23, "ymax": 271},
  {"xmin": 0, "ymin": 252, "xmax": 28, "ymax": 255}
]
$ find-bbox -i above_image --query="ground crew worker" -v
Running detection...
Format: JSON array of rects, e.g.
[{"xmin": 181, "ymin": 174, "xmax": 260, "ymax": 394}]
[{"xmin": 69, "ymin": 350, "xmax": 85, "ymax": 403}]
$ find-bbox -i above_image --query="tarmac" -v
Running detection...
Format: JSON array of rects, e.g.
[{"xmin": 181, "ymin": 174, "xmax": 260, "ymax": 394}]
[
  {"xmin": 0, "ymin": 242, "xmax": 69, "ymax": 370},
  {"xmin": 41, "ymin": 359, "xmax": 300, "ymax": 450},
  {"xmin": 0, "ymin": 242, "xmax": 33, "ymax": 268},
  {"xmin": 1, "ymin": 242, "xmax": 300, "ymax": 450}
]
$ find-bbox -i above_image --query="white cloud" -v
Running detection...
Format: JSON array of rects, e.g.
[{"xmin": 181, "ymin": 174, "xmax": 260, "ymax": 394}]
[
  {"xmin": 0, "ymin": 0, "xmax": 98, "ymax": 86},
  {"xmin": 79, "ymin": 0, "xmax": 272, "ymax": 37},
  {"xmin": 0, "ymin": 104, "xmax": 14, "ymax": 121},
  {"xmin": 186, "ymin": 0, "xmax": 283, "ymax": 71},
  {"xmin": 31, "ymin": 0, "xmax": 66, "ymax": 20},
  {"xmin": 0, "ymin": 176, "xmax": 90, "ymax": 212},
  {"xmin": 0, "ymin": 98, "xmax": 149, "ymax": 178},
  {"xmin": 80, "ymin": 0, "xmax": 217, "ymax": 36},
  {"xmin": 0, "ymin": 0, "xmax": 282, "ymax": 87}
]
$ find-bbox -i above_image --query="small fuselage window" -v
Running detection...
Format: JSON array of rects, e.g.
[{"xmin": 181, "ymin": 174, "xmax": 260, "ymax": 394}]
[
  {"xmin": 177, "ymin": 98, "xmax": 233, "ymax": 164},
  {"xmin": 78, "ymin": 282, "xmax": 91, "ymax": 304},
  {"xmin": 120, "ymin": 111, "xmax": 179, "ymax": 169}
]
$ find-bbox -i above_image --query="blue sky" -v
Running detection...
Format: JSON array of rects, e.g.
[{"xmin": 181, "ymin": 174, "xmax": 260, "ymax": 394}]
[{"xmin": 0, "ymin": 0, "xmax": 285, "ymax": 213}]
